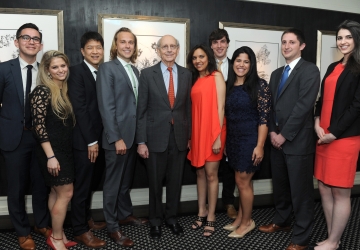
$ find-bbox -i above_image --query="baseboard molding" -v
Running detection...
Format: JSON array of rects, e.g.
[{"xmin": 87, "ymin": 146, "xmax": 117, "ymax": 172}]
[{"xmin": 1, "ymin": 173, "xmax": 360, "ymax": 216}]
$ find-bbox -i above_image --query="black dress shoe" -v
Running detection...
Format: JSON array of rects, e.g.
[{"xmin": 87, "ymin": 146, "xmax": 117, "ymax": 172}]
[
  {"xmin": 307, "ymin": 245, "xmax": 315, "ymax": 250},
  {"xmin": 150, "ymin": 226, "xmax": 162, "ymax": 240},
  {"xmin": 165, "ymin": 222, "xmax": 184, "ymax": 236}
]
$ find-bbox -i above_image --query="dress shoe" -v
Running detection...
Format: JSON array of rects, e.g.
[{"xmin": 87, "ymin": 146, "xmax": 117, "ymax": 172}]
[
  {"xmin": 223, "ymin": 223, "xmax": 239, "ymax": 231},
  {"xmin": 225, "ymin": 204, "xmax": 238, "ymax": 219},
  {"xmin": 88, "ymin": 218, "xmax": 106, "ymax": 231},
  {"xmin": 228, "ymin": 220, "xmax": 255, "ymax": 238},
  {"xmin": 149, "ymin": 226, "xmax": 162, "ymax": 240},
  {"xmin": 165, "ymin": 222, "xmax": 184, "ymax": 236},
  {"xmin": 34, "ymin": 226, "xmax": 52, "ymax": 238},
  {"xmin": 258, "ymin": 223, "xmax": 291, "ymax": 233},
  {"xmin": 108, "ymin": 230, "xmax": 134, "ymax": 247},
  {"xmin": 18, "ymin": 235, "xmax": 35, "ymax": 250},
  {"xmin": 286, "ymin": 242, "xmax": 308, "ymax": 250},
  {"xmin": 119, "ymin": 215, "xmax": 148, "ymax": 226},
  {"xmin": 74, "ymin": 230, "xmax": 106, "ymax": 248}
]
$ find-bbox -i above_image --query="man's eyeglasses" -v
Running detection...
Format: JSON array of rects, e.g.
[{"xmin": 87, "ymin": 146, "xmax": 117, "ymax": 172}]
[
  {"xmin": 160, "ymin": 45, "xmax": 178, "ymax": 51},
  {"xmin": 18, "ymin": 35, "xmax": 41, "ymax": 44}
]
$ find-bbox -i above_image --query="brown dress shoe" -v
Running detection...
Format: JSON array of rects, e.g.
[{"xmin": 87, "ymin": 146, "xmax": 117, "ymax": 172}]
[
  {"xmin": 33, "ymin": 226, "xmax": 52, "ymax": 238},
  {"xmin": 225, "ymin": 204, "xmax": 238, "ymax": 219},
  {"xmin": 108, "ymin": 230, "xmax": 134, "ymax": 247},
  {"xmin": 74, "ymin": 230, "xmax": 106, "ymax": 248},
  {"xmin": 258, "ymin": 223, "xmax": 291, "ymax": 233},
  {"xmin": 18, "ymin": 235, "xmax": 35, "ymax": 250},
  {"xmin": 119, "ymin": 215, "xmax": 149, "ymax": 226},
  {"xmin": 286, "ymin": 242, "xmax": 308, "ymax": 250},
  {"xmin": 88, "ymin": 218, "xmax": 106, "ymax": 231}
]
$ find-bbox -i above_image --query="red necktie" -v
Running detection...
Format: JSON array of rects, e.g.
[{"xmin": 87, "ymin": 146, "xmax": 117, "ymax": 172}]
[{"xmin": 167, "ymin": 67, "xmax": 175, "ymax": 108}]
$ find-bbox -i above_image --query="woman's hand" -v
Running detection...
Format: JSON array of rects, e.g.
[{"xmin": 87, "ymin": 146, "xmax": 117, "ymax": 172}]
[
  {"xmin": 318, "ymin": 133, "xmax": 336, "ymax": 144},
  {"xmin": 47, "ymin": 157, "xmax": 60, "ymax": 176},
  {"xmin": 314, "ymin": 117, "xmax": 325, "ymax": 139},
  {"xmin": 252, "ymin": 146, "xmax": 264, "ymax": 166},
  {"xmin": 212, "ymin": 137, "xmax": 221, "ymax": 154}
]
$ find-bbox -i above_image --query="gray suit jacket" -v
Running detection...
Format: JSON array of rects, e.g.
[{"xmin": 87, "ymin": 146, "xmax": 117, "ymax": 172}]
[
  {"xmin": 269, "ymin": 58, "xmax": 320, "ymax": 155},
  {"xmin": 96, "ymin": 58, "xmax": 139, "ymax": 150},
  {"xmin": 136, "ymin": 62, "xmax": 192, "ymax": 152}
]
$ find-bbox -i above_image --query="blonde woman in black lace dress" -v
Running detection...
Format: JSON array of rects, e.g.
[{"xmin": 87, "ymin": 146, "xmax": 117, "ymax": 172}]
[{"xmin": 30, "ymin": 50, "xmax": 76, "ymax": 250}]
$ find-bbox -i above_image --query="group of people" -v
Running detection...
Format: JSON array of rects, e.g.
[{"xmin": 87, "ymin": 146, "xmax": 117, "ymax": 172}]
[{"xmin": 0, "ymin": 18, "xmax": 359, "ymax": 250}]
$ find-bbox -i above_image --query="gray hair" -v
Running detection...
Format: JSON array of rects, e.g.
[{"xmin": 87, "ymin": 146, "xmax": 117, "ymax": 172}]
[{"xmin": 156, "ymin": 35, "xmax": 180, "ymax": 48}]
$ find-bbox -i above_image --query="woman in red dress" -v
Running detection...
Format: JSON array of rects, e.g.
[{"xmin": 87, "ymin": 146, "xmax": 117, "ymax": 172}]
[
  {"xmin": 312, "ymin": 20, "xmax": 360, "ymax": 250},
  {"xmin": 187, "ymin": 44, "xmax": 226, "ymax": 237}
]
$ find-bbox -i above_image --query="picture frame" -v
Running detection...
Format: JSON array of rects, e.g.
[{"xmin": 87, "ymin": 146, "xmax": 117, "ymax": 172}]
[
  {"xmin": 219, "ymin": 22, "xmax": 289, "ymax": 83},
  {"xmin": 98, "ymin": 14, "xmax": 190, "ymax": 72},
  {"xmin": 0, "ymin": 8, "xmax": 64, "ymax": 63}
]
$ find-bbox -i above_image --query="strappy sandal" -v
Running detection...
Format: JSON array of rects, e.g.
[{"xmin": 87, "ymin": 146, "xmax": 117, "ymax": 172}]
[
  {"xmin": 191, "ymin": 215, "xmax": 207, "ymax": 230},
  {"xmin": 203, "ymin": 221, "xmax": 215, "ymax": 237}
]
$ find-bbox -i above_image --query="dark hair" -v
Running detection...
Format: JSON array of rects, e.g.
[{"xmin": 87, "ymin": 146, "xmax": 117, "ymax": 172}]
[
  {"xmin": 281, "ymin": 28, "xmax": 305, "ymax": 45},
  {"xmin": 16, "ymin": 23, "xmax": 42, "ymax": 42},
  {"xmin": 208, "ymin": 28, "xmax": 230, "ymax": 47},
  {"xmin": 80, "ymin": 31, "xmax": 104, "ymax": 48},
  {"xmin": 336, "ymin": 20, "xmax": 360, "ymax": 75},
  {"xmin": 186, "ymin": 44, "xmax": 217, "ymax": 85},
  {"xmin": 229, "ymin": 46, "xmax": 260, "ymax": 103}
]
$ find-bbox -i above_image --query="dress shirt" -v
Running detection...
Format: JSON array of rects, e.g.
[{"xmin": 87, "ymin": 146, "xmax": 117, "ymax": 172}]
[
  {"xmin": 160, "ymin": 62, "xmax": 178, "ymax": 96},
  {"xmin": 117, "ymin": 56, "xmax": 139, "ymax": 91},
  {"xmin": 286, "ymin": 57, "xmax": 302, "ymax": 76},
  {"xmin": 216, "ymin": 57, "xmax": 228, "ymax": 82},
  {"xmin": 19, "ymin": 56, "xmax": 38, "ymax": 100}
]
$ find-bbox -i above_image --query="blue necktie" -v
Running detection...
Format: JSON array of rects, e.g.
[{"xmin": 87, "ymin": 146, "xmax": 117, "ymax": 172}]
[{"xmin": 277, "ymin": 65, "xmax": 290, "ymax": 98}]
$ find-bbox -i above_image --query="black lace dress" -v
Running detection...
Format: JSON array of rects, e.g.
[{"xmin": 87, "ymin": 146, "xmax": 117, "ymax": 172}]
[{"xmin": 30, "ymin": 85, "xmax": 74, "ymax": 186}]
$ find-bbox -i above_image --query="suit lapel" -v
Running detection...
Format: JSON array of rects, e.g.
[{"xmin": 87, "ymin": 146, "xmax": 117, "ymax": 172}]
[
  {"xmin": 11, "ymin": 58, "xmax": 25, "ymax": 108},
  {"xmin": 174, "ymin": 63, "xmax": 184, "ymax": 108},
  {"xmin": 81, "ymin": 61, "xmax": 96, "ymax": 91},
  {"xmin": 153, "ymin": 63, "xmax": 171, "ymax": 108},
  {"xmin": 114, "ymin": 59, "xmax": 133, "ymax": 92},
  {"xmin": 277, "ymin": 58, "xmax": 304, "ymax": 99},
  {"xmin": 335, "ymin": 67, "xmax": 351, "ymax": 93}
]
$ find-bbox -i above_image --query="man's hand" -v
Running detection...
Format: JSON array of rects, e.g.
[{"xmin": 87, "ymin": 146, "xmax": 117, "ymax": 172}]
[
  {"xmin": 187, "ymin": 140, "xmax": 191, "ymax": 150},
  {"xmin": 88, "ymin": 143, "xmax": 99, "ymax": 163},
  {"xmin": 270, "ymin": 132, "xmax": 286, "ymax": 149},
  {"xmin": 137, "ymin": 144, "xmax": 149, "ymax": 158},
  {"xmin": 115, "ymin": 139, "xmax": 127, "ymax": 155}
]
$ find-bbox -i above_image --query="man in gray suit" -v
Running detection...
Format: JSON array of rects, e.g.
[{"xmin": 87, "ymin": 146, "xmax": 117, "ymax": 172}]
[
  {"xmin": 96, "ymin": 27, "xmax": 146, "ymax": 248},
  {"xmin": 136, "ymin": 35, "xmax": 192, "ymax": 240},
  {"xmin": 258, "ymin": 29, "xmax": 320, "ymax": 250}
]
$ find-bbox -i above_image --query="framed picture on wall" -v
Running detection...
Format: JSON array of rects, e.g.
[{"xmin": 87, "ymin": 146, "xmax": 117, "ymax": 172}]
[
  {"xmin": 0, "ymin": 8, "xmax": 64, "ymax": 63},
  {"xmin": 219, "ymin": 22, "xmax": 289, "ymax": 83},
  {"xmin": 98, "ymin": 14, "xmax": 190, "ymax": 73}
]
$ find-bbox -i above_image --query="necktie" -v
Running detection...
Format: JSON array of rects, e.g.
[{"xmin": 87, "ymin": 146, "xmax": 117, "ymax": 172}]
[
  {"xmin": 277, "ymin": 65, "xmax": 290, "ymax": 98},
  {"xmin": 217, "ymin": 60, "xmax": 223, "ymax": 73},
  {"xmin": 25, "ymin": 65, "xmax": 33, "ymax": 128},
  {"xmin": 167, "ymin": 67, "xmax": 175, "ymax": 108},
  {"xmin": 125, "ymin": 64, "xmax": 138, "ymax": 101}
]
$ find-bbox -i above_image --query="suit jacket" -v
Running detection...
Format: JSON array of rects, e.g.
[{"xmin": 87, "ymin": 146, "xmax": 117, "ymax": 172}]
[
  {"xmin": 136, "ymin": 62, "xmax": 192, "ymax": 152},
  {"xmin": 315, "ymin": 59, "xmax": 360, "ymax": 139},
  {"xmin": 269, "ymin": 58, "xmax": 320, "ymax": 155},
  {"xmin": 96, "ymin": 58, "xmax": 139, "ymax": 150},
  {"xmin": 0, "ymin": 58, "xmax": 27, "ymax": 151},
  {"xmin": 68, "ymin": 61, "xmax": 103, "ymax": 150}
]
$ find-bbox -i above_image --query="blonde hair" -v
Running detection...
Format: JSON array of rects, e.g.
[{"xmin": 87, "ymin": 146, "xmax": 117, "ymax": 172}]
[
  {"xmin": 37, "ymin": 50, "xmax": 75, "ymax": 125},
  {"xmin": 109, "ymin": 27, "xmax": 138, "ymax": 63}
]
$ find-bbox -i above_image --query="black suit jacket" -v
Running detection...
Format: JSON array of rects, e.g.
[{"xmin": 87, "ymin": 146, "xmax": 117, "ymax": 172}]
[
  {"xmin": 68, "ymin": 61, "xmax": 103, "ymax": 150},
  {"xmin": 315, "ymin": 59, "xmax": 360, "ymax": 139}
]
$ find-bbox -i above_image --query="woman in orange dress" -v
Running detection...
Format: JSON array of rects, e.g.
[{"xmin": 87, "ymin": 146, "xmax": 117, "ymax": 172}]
[
  {"xmin": 312, "ymin": 20, "xmax": 360, "ymax": 250},
  {"xmin": 187, "ymin": 44, "xmax": 226, "ymax": 237}
]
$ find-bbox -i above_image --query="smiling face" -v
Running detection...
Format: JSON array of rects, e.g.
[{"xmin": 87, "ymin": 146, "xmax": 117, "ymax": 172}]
[
  {"xmin": 48, "ymin": 57, "xmax": 68, "ymax": 86},
  {"xmin": 281, "ymin": 32, "xmax": 305, "ymax": 64},
  {"xmin": 192, "ymin": 48, "xmax": 209, "ymax": 75},
  {"xmin": 14, "ymin": 28, "xmax": 43, "ymax": 62},
  {"xmin": 81, "ymin": 39, "xmax": 104, "ymax": 69},
  {"xmin": 115, "ymin": 31, "xmax": 135, "ymax": 62},
  {"xmin": 210, "ymin": 36, "xmax": 228, "ymax": 60},
  {"xmin": 337, "ymin": 28, "xmax": 355, "ymax": 60},
  {"xmin": 233, "ymin": 53, "xmax": 250, "ymax": 82},
  {"xmin": 157, "ymin": 35, "xmax": 179, "ymax": 66}
]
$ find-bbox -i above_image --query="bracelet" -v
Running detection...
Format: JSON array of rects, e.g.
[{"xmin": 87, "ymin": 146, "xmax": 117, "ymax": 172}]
[{"xmin": 47, "ymin": 155, "xmax": 55, "ymax": 160}]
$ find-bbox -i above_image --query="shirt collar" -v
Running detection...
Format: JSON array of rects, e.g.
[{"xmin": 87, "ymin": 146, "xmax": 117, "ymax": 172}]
[
  {"xmin": 18, "ymin": 56, "xmax": 38, "ymax": 70},
  {"xmin": 216, "ymin": 57, "xmax": 228, "ymax": 63},
  {"xmin": 117, "ymin": 56, "xmax": 131, "ymax": 67},
  {"xmin": 83, "ymin": 59, "xmax": 97, "ymax": 73},
  {"xmin": 160, "ymin": 61, "xmax": 177, "ymax": 74},
  {"xmin": 286, "ymin": 57, "xmax": 301, "ymax": 70}
]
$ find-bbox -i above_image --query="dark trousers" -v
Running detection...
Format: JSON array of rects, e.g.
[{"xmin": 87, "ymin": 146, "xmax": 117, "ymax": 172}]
[
  {"xmin": 1, "ymin": 130, "xmax": 49, "ymax": 236},
  {"xmin": 103, "ymin": 145, "xmax": 136, "ymax": 232},
  {"xmin": 146, "ymin": 126, "xmax": 186, "ymax": 226},
  {"xmin": 220, "ymin": 156, "xmax": 236, "ymax": 206},
  {"xmin": 271, "ymin": 146, "xmax": 314, "ymax": 245},
  {"xmin": 71, "ymin": 148, "xmax": 104, "ymax": 236}
]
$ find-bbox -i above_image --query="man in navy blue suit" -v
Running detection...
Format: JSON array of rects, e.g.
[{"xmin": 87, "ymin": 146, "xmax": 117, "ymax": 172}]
[{"xmin": 0, "ymin": 23, "xmax": 50, "ymax": 250}]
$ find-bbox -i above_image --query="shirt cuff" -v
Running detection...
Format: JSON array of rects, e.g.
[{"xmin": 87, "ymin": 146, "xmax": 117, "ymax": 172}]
[{"xmin": 88, "ymin": 141, "xmax": 98, "ymax": 146}]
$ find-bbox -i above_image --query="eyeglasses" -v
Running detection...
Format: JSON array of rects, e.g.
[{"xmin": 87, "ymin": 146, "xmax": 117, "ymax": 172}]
[
  {"xmin": 18, "ymin": 35, "xmax": 41, "ymax": 44},
  {"xmin": 160, "ymin": 45, "xmax": 178, "ymax": 51}
]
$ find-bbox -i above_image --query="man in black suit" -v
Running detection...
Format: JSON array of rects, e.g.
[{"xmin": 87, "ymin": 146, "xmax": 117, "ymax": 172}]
[
  {"xmin": 258, "ymin": 29, "xmax": 320, "ymax": 250},
  {"xmin": 209, "ymin": 28, "xmax": 237, "ymax": 219},
  {"xmin": 0, "ymin": 23, "xmax": 50, "ymax": 250},
  {"xmin": 68, "ymin": 31, "xmax": 107, "ymax": 249}
]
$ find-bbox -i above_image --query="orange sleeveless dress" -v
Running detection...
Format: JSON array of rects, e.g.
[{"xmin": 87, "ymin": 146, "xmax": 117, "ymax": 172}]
[
  {"xmin": 187, "ymin": 73, "xmax": 226, "ymax": 167},
  {"xmin": 314, "ymin": 63, "xmax": 360, "ymax": 188}
]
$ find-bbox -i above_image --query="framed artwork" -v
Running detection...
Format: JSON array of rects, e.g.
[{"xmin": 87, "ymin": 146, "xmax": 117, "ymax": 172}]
[
  {"xmin": 0, "ymin": 8, "xmax": 63, "ymax": 63},
  {"xmin": 98, "ymin": 14, "xmax": 190, "ymax": 72},
  {"xmin": 316, "ymin": 30, "xmax": 343, "ymax": 80},
  {"xmin": 219, "ymin": 22, "xmax": 289, "ymax": 82}
]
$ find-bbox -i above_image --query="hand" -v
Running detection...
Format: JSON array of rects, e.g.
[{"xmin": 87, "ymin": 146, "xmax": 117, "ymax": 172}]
[
  {"xmin": 318, "ymin": 133, "xmax": 336, "ymax": 144},
  {"xmin": 187, "ymin": 140, "xmax": 191, "ymax": 150},
  {"xmin": 314, "ymin": 118, "xmax": 325, "ymax": 139},
  {"xmin": 252, "ymin": 146, "xmax": 264, "ymax": 166},
  {"xmin": 115, "ymin": 139, "xmax": 127, "ymax": 155},
  {"xmin": 47, "ymin": 158, "xmax": 60, "ymax": 176},
  {"xmin": 270, "ymin": 132, "xmax": 286, "ymax": 149},
  {"xmin": 88, "ymin": 143, "xmax": 99, "ymax": 163},
  {"xmin": 137, "ymin": 144, "xmax": 149, "ymax": 158},
  {"xmin": 212, "ymin": 137, "xmax": 221, "ymax": 154}
]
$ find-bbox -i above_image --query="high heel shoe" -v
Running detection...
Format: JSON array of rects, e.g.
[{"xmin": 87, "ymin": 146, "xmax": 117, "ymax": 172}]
[
  {"xmin": 46, "ymin": 234, "xmax": 64, "ymax": 250},
  {"xmin": 191, "ymin": 215, "xmax": 207, "ymax": 230},
  {"xmin": 228, "ymin": 220, "xmax": 255, "ymax": 238},
  {"xmin": 223, "ymin": 223, "xmax": 239, "ymax": 231},
  {"xmin": 64, "ymin": 241, "xmax": 77, "ymax": 248}
]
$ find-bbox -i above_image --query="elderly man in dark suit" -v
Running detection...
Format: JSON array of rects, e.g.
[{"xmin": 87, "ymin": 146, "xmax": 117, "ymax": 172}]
[
  {"xmin": 258, "ymin": 29, "xmax": 320, "ymax": 250},
  {"xmin": 136, "ymin": 35, "xmax": 192, "ymax": 240},
  {"xmin": 0, "ymin": 23, "xmax": 50, "ymax": 250}
]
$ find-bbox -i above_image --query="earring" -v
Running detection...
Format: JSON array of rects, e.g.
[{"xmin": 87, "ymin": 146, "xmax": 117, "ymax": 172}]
[{"xmin": 47, "ymin": 73, "xmax": 52, "ymax": 79}]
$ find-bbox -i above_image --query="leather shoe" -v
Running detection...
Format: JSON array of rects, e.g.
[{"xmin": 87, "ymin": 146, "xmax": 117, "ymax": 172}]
[
  {"xmin": 88, "ymin": 218, "xmax": 106, "ymax": 231},
  {"xmin": 165, "ymin": 222, "xmax": 184, "ymax": 236},
  {"xmin": 286, "ymin": 242, "xmax": 308, "ymax": 250},
  {"xmin": 149, "ymin": 226, "xmax": 162, "ymax": 240},
  {"xmin": 258, "ymin": 223, "xmax": 291, "ymax": 233},
  {"xmin": 108, "ymin": 230, "xmax": 134, "ymax": 247},
  {"xmin": 74, "ymin": 230, "xmax": 106, "ymax": 248},
  {"xmin": 18, "ymin": 235, "xmax": 35, "ymax": 250},
  {"xmin": 119, "ymin": 215, "xmax": 148, "ymax": 226},
  {"xmin": 225, "ymin": 204, "xmax": 238, "ymax": 219},
  {"xmin": 34, "ymin": 226, "xmax": 52, "ymax": 238}
]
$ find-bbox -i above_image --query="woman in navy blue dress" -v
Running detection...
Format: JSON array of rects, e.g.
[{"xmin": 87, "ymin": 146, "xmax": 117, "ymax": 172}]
[{"xmin": 223, "ymin": 46, "xmax": 270, "ymax": 238}]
